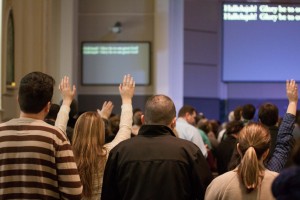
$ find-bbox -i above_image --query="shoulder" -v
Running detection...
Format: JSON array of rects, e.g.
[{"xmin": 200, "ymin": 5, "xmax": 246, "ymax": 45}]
[{"xmin": 205, "ymin": 171, "xmax": 238, "ymax": 198}]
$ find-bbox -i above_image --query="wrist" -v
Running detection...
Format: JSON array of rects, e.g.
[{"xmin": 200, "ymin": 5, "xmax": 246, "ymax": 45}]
[{"xmin": 122, "ymin": 99, "xmax": 132, "ymax": 104}]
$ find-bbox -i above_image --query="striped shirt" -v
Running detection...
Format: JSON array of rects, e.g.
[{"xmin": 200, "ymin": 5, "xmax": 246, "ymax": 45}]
[{"xmin": 0, "ymin": 117, "xmax": 82, "ymax": 199}]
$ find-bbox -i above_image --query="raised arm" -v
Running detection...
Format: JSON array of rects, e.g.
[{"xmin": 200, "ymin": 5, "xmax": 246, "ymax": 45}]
[
  {"xmin": 267, "ymin": 80, "xmax": 298, "ymax": 172},
  {"xmin": 104, "ymin": 74, "xmax": 135, "ymax": 154},
  {"xmin": 55, "ymin": 76, "xmax": 76, "ymax": 134}
]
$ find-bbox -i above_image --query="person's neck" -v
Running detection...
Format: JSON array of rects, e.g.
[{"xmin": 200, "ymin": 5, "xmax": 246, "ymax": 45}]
[{"xmin": 20, "ymin": 111, "xmax": 45, "ymax": 120}]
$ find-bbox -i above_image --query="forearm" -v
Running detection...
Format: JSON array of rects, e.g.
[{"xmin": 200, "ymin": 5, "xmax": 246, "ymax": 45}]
[
  {"xmin": 55, "ymin": 105, "xmax": 70, "ymax": 135},
  {"xmin": 267, "ymin": 113, "xmax": 295, "ymax": 172},
  {"xmin": 104, "ymin": 104, "xmax": 132, "ymax": 155}
]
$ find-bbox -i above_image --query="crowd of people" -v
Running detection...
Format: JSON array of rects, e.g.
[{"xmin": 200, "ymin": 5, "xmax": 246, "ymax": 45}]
[{"xmin": 0, "ymin": 71, "xmax": 299, "ymax": 200}]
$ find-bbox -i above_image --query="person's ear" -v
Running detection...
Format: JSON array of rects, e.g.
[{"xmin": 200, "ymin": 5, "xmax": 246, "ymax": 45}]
[
  {"xmin": 170, "ymin": 117, "xmax": 176, "ymax": 129},
  {"xmin": 45, "ymin": 102, "xmax": 51, "ymax": 113},
  {"xmin": 141, "ymin": 115, "xmax": 145, "ymax": 124}
]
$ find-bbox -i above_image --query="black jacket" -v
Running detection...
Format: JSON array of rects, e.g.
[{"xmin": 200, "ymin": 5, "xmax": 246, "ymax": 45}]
[{"xmin": 101, "ymin": 125, "xmax": 213, "ymax": 200}]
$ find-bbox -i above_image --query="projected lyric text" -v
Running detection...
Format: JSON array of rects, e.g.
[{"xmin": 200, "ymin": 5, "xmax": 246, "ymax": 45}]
[{"xmin": 223, "ymin": 4, "xmax": 300, "ymax": 22}]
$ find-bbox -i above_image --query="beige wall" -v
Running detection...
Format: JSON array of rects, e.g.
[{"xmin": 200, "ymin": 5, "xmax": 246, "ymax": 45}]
[
  {"xmin": 1, "ymin": 0, "xmax": 63, "ymax": 121},
  {"xmin": 77, "ymin": 0, "xmax": 154, "ymax": 96}
]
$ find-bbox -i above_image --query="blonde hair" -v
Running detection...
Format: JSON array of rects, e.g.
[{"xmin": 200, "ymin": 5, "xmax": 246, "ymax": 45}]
[
  {"xmin": 72, "ymin": 112, "xmax": 106, "ymax": 198},
  {"xmin": 237, "ymin": 123, "xmax": 270, "ymax": 192}
]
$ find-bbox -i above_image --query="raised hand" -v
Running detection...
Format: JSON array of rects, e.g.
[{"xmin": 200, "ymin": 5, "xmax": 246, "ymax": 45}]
[
  {"xmin": 97, "ymin": 101, "xmax": 114, "ymax": 119},
  {"xmin": 119, "ymin": 74, "xmax": 135, "ymax": 104},
  {"xmin": 286, "ymin": 79, "xmax": 298, "ymax": 116},
  {"xmin": 59, "ymin": 76, "xmax": 76, "ymax": 106}
]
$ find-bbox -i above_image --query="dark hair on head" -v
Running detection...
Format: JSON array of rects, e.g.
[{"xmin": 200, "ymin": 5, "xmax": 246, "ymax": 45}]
[
  {"xmin": 19, "ymin": 72, "xmax": 55, "ymax": 113},
  {"xmin": 237, "ymin": 123, "xmax": 271, "ymax": 192},
  {"xmin": 242, "ymin": 104, "xmax": 256, "ymax": 120},
  {"xmin": 258, "ymin": 103, "xmax": 279, "ymax": 126},
  {"xmin": 144, "ymin": 95, "xmax": 176, "ymax": 125},
  {"xmin": 234, "ymin": 106, "xmax": 242, "ymax": 121},
  {"xmin": 133, "ymin": 111, "xmax": 143, "ymax": 126},
  {"xmin": 226, "ymin": 121, "xmax": 244, "ymax": 135},
  {"xmin": 178, "ymin": 105, "xmax": 196, "ymax": 118}
]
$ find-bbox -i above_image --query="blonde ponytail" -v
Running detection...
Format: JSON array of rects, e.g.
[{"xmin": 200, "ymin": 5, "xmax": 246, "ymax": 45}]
[
  {"xmin": 238, "ymin": 146, "xmax": 261, "ymax": 192},
  {"xmin": 237, "ymin": 123, "xmax": 270, "ymax": 193}
]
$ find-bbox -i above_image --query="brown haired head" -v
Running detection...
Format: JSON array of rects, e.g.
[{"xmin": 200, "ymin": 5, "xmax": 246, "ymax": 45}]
[{"xmin": 237, "ymin": 123, "xmax": 271, "ymax": 192}]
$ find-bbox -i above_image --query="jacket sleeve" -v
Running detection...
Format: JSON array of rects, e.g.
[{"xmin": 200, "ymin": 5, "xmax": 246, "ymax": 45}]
[
  {"xmin": 191, "ymin": 149, "xmax": 213, "ymax": 199},
  {"xmin": 267, "ymin": 113, "xmax": 295, "ymax": 172},
  {"xmin": 101, "ymin": 150, "xmax": 120, "ymax": 200}
]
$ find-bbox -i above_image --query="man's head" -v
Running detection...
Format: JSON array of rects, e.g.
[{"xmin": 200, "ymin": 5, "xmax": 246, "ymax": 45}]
[
  {"xmin": 178, "ymin": 105, "xmax": 197, "ymax": 125},
  {"xmin": 143, "ymin": 95, "xmax": 176, "ymax": 128},
  {"xmin": 258, "ymin": 103, "xmax": 279, "ymax": 126},
  {"xmin": 242, "ymin": 104, "xmax": 256, "ymax": 121},
  {"xmin": 18, "ymin": 72, "xmax": 55, "ymax": 114}
]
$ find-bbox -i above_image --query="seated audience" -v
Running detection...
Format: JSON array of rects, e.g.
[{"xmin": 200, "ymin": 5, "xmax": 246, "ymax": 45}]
[
  {"xmin": 101, "ymin": 95, "xmax": 213, "ymax": 200},
  {"xmin": 72, "ymin": 74, "xmax": 135, "ymax": 199},
  {"xmin": 0, "ymin": 72, "xmax": 82, "ymax": 199},
  {"xmin": 176, "ymin": 105, "xmax": 207, "ymax": 157}
]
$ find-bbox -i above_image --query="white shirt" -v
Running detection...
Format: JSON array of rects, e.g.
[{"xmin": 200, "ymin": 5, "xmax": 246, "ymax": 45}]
[{"xmin": 176, "ymin": 117, "xmax": 208, "ymax": 157}]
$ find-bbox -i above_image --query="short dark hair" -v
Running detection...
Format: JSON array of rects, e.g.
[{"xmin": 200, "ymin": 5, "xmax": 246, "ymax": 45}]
[
  {"xmin": 144, "ymin": 95, "xmax": 176, "ymax": 125},
  {"xmin": 258, "ymin": 103, "xmax": 279, "ymax": 126},
  {"xmin": 19, "ymin": 72, "xmax": 55, "ymax": 113},
  {"xmin": 242, "ymin": 104, "xmax": 256, "ymax": 120},
  {"xmin": 178, "ymin": 105, "xmax": 196, "ymax": 118},
  {"xmin": 226, "ymin": 121, "xmax": 244, "ymax": 135}
]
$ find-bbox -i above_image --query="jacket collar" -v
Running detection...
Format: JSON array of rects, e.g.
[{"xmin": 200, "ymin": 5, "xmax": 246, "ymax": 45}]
[{"xmin": 138, "ymin": 125, "xmax": 176, "ymax": 137}]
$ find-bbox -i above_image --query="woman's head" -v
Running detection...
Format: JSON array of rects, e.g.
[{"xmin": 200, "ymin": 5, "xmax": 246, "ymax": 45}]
[
  {"xmin": 237, "ymin": 123, "xmax": 271, "ymax": 192},
  {"xmin": 72, "ymin": 112, "xmax": 106, "ymax": 198},
  {"xmin": 72, "ymin": 112, "xmax": 105, "ymax": 150}
]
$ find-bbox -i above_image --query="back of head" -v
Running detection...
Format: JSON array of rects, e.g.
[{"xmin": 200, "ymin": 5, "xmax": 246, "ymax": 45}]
[
  {"xmin": 72, "ymin": 111, "xmax": 106, "ymax": 198},
  {"xmin": 237, "ymin": 123, "xmax": 271, "ymax": 192},
  {"xmin": 242, "ymin": 104, "xmax": 256, "ymax": 121},
  {"xmin": 109, "ymin": 114, "xmax": 120, "ymax": 134},
  {"xmin": 73, "ymin": 112, "xmax": 105, "ymax": 152},
  {"xmin": 258, "ymin": 103, "xmax": 279, "ymax": 126},
  {"xmin": 144, "ymin": 95, "xmax": 176, "ymax": 125},
  {"xmin": 234, "ymin": 106, "xmax": 243, "ymax": 121},
  {"xmin": 226, "ymin": 121, "xmax": 244, "ymax": 135},
  {"xmin": 178, "ymin": 105, "xmax": 196, "ymax": 118},
  {"xmin": 19, "ymin": 72, "xmax": 55, "ymax": 113}
]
